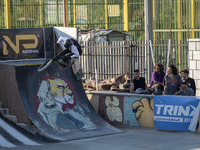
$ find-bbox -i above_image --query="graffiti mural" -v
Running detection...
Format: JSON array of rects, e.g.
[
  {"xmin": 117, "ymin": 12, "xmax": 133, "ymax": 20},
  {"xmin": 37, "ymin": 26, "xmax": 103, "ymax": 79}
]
[
  {"xmin": 14, "ymin": 64, "xmax": 120, "ymax": 141},
  {"xmin": 124, "ymin": 96, "xmax": 154, "ymax": 127},
  {"xmin": 36, "ymin": 77, "xmax": 96, "ymax": 131},
  {"xmin": 132, "ymin": 97, "xmax": 154, "ymax": 128},
  {"xmin": 105, "ymin": 96, "xmax": 122, "ymax": 122},
  {"xmin": 124, "ymin": 96, "xmax": 139, "ymax": 126},
  {"xmin": 99, "ymin": 95, "xmax": 124, "ymax": 125}
]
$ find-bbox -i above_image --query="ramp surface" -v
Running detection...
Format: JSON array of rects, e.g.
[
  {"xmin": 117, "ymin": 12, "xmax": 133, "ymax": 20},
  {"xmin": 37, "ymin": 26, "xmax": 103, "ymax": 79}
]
[
  {"xmin": 0, "ymin": 114, "xmax": 42, "ymax": 148},
  {"xmin": 12, "ymin": 64, "xmax": 120, "ymax": 141}
]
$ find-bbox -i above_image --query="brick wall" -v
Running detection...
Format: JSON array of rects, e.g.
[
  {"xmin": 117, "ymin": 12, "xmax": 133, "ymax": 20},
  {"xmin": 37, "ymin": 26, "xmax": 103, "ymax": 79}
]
[{"xmin": 188, "ymin": 39, "xmax": 200, "ymax": 96}]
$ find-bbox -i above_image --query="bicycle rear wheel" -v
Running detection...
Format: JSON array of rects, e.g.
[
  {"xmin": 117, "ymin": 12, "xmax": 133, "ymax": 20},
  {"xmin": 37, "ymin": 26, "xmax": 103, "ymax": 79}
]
[{"xmin": 38, "ymin": 58, "xmax": 53, "ymax": 72}]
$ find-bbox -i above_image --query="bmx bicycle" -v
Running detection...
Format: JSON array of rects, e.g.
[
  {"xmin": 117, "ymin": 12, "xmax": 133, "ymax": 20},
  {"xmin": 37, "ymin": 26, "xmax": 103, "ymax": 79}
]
[{"xmin": 38, "ymin": 49, "xmax": 74, "ymax": 72}]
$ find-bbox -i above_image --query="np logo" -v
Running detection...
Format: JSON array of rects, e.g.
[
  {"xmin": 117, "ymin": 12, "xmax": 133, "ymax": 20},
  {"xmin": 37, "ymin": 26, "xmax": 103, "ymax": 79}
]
[{"xmin": 2, "ymin": 35, "xmax": 38, "ymax": 55}]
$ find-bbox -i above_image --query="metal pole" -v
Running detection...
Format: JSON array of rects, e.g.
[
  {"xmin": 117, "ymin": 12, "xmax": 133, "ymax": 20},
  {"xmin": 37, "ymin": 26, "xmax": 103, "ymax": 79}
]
[
  {"xmin": 144, "ymin": 0, "xmax": 153, "ymax": 83},
  {"xmin": 95, "ymin": 69, "xmax": 98, "ymax": 91},
  {"xmin": 191, "ymin": 0, "xmax": 195, "ymax": 38},
  {"xmin": 166, "ymin": 39, "xmax": 171, "ymax": 73},
  {"xmin": 123, "ymin": 0, "xmax": 129, "ymax": 32},
  {"xmin": 40, "ymin": 0, "xmax": 43, "ymax": 27},
  {"xmin": 149, "ymin": 40, "xmax": 155, "ymax": 67},
  {"xmin": 66, "ymin": 0, "xmax": 68, "ymax": 27},
  {"xmin": 124, "ymin": 41, "xmax": 128, "ymax": 74},
  {"xmin": 4, "ymin": 0, "xmax": 11, "ymax": 29},
  {"xmin": 144, "ymin": 0, "xmax": 153, "ymax": 42},
  {"xmin": 105, "ymin": 0, "xmax": 108, "ymax": 29},
  {"xmin": 177, "ymin": 0, "xmax": 182, "ymax": 71},
  {"xmin": 130, "ymin": 44, "xmax": 133, "ymax": 80},
  {"xmin": 73, "ymin": 0, "xmax": 76, "ymax": 28},
  {"xmin": 152, "ymin": 0, "xmax": 155, "ymax": 43},
  {"xmin": 63, "ymin": 0, "xmax": 66, "ymax": 27}
]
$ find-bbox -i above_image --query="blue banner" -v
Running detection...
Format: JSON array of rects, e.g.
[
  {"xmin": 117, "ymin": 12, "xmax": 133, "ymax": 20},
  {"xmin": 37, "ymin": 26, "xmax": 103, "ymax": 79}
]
[{"xmin": 154, "ymin": 95, "xmax": 200, "ymax": 131}]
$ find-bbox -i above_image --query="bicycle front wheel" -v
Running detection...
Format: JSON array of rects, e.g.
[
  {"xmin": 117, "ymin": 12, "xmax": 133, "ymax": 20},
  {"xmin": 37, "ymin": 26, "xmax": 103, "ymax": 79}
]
[{"xmin": 38, "ymin": 58, "xmax": 53, "ymax": 72}]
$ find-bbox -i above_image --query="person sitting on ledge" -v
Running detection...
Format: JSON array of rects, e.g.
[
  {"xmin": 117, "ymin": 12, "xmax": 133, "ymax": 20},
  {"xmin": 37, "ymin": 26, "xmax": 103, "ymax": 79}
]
[
  {"xmin": 150, "ymin": 63, "xmax": 165, "ymax": 91},
  {"xmin": 181, "ymin": 69, "xmax": 196, "ymax": 96},
  {"xmin": 174, "ymin": 81, "xmax": 195, "ymax": 96},
  {"xmin": 130, "ymin": 69, "xmax": 147, "ymax": 93},
  {"xmin": 164, "ymin": 64, "xmax": 181, "ymax": 95}
]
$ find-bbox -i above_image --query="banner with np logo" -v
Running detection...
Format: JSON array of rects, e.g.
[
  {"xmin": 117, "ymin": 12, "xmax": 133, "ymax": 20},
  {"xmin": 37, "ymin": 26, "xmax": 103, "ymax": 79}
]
[
  {"xmin": 154, "ymin": 95, "xmax": 200, "ymax": 131},
  {"xmin": 0, "ymin": 28, "xmax": 54, "ymax": 61}
]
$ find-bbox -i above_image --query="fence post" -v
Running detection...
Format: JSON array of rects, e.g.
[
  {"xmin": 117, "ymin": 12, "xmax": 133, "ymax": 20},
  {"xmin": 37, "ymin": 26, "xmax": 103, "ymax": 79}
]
[
  {"xmin": 66, "ymin": 0, "xmax": 68, "ymax": 27},
  {"xmin": 152, "ymin": 0, "xmax": 155, "ymax": 43},
  {"xmin": 62, "ymin": 0, "xmax": 69, "ymax": 27},
  {"xmin": 145, "ymin": 40, "xmax": 150, "ymax": 83},
  {"xmin": 88, "ymin": 41, "xmax": 92, "ymax": 79},
  {"xmin": 4, "ymin": 0, "xmax": 11, "ymax": 29},
  {"xmin": 63, "ymin": 0, "xmax": 66, "ymax": 27},
  {"xmin": 124, "ymin": 41, "xmax": 128, "ymax": 74},
  {"xmin": 73, "ymin": 0, "xmax": 76, "ymax": 28},
  {"xmin": 40, "ymin": 0, "xmax": 43, "ymax": 27},
  {"xmin": 105, "ymin": 0, "xmax": 108, "ymax": 29},
  {"xmin": 123, "ymin": 0, "xmax": 129, "ymax": 32},
  {"xmin": 191, "ymin": 0, "xmax": 195, "ymax": 38},
  {"xmin": 177, "ymin": 0, "xmax": 182, "ymax": 71},
  {"xmin": 166, "ymin": 39, "xmax": 171, "ymax": 72},
  {"xmin": 63, "ymin": 0, "xmax": 68, "ymax": 27},
  {"xmin": 130, "ymin": 43, "xmax": 134, "ymax": 80}
]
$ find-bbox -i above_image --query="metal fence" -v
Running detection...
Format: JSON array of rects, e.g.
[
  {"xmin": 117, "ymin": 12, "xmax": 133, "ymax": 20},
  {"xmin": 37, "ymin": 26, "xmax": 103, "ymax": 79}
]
[
  {"xmin": 129, "ymin": 0, "xmax": 145, "ymax": 41},
  {"xmin": 80, "ymin": 40, "xmax": 188, "ymax": 84},
  {"xmin": 2, "ymin": 0, "xmax": 199, "ymax": 41},
  {"xmin": 153, "ymin": 0, "xmax": 200, "ymax": 41},
  {"xmin": 10, "ymin": 0, "xmax": 41, "ymax": 28},
  {"xmin": 0, "ymin": 1, "xmax": 5, "ymax": 28}
]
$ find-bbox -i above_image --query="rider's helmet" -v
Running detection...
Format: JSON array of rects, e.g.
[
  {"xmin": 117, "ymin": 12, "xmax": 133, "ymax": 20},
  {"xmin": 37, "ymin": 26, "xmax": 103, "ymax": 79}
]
[{"xmin": 64, "ymin": 39, "xmax": 73, "ymax": 49}]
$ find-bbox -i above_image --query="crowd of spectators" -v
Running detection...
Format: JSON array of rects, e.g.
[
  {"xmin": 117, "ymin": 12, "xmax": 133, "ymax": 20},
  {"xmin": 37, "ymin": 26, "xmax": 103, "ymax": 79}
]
[{"xmin": 130, "ymin": 64, "xmax": 196, "ymax": 96}]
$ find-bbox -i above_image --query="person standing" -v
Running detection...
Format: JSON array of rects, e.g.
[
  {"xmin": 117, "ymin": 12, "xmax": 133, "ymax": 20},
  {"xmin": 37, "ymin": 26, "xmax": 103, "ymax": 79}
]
[
  {"xmin": 150, "ymin": 63, "xmax": 165, "ymax": 91},
  {"xmin": 164, "ymin": 65, "xmax": 181, "ymax": 95},
  {"xmin": 130, "ymin": 69, "xmax": 147, "ymax": 93},
  {"xmin": 181, "ymin": 70, "xmax": 196, "ymax": 95}
]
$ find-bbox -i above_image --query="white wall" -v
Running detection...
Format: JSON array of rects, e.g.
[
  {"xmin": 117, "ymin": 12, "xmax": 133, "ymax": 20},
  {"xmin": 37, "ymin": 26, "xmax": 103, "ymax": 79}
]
[{"xmin": 188, "ymin": 39, "xmax": 200, "ymax": 96}]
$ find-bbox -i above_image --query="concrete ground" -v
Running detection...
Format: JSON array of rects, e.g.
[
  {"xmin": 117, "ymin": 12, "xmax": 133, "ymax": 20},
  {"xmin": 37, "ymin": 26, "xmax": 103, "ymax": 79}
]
[{"xmin": 2, "ymin": 127, "xmax": 200, "ymax": 150}]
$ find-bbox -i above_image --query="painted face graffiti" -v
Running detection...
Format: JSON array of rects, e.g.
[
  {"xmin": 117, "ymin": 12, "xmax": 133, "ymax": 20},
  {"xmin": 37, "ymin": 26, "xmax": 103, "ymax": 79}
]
[
  {"xmin": 47, "ymin": 79, "xmax": 74, "ymax": 111},
  {"xmin": 36, "ymin": 77, "xmax": 96, "ymax": 131}
]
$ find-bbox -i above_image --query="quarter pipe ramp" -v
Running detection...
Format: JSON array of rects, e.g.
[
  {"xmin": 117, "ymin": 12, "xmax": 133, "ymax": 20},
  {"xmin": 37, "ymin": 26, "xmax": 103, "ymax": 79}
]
[{"xmin": 0, "ymin": 64, "xmax": 120, "ymax": 141}]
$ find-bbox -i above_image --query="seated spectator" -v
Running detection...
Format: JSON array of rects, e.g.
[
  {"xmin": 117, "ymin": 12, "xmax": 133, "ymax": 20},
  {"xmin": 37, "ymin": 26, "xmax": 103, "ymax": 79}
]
[
  {"xmin": 174, "ymin": 81, "xmax": 195, "ymax": 96},
  {"xmin": 181, "ymin": 70, "xmax": 196, "ymax": 95},
  {"xmin": 150, "ymin": 63, "xmax": 165, "ymax": 91},
  {"xmin": 130, "ymin": 69, "xmax": 147, "ymax": 93},
  {"xmin": 164, "ymin": 65, "xmax": 181, "ymax": 95}
]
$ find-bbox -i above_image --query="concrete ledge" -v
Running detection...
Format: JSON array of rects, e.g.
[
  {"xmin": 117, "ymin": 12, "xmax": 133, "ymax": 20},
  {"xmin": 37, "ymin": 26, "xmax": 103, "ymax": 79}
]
[{"xmin": 87, "ymin": 92, "xmax": 200, "ymax": 132}]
